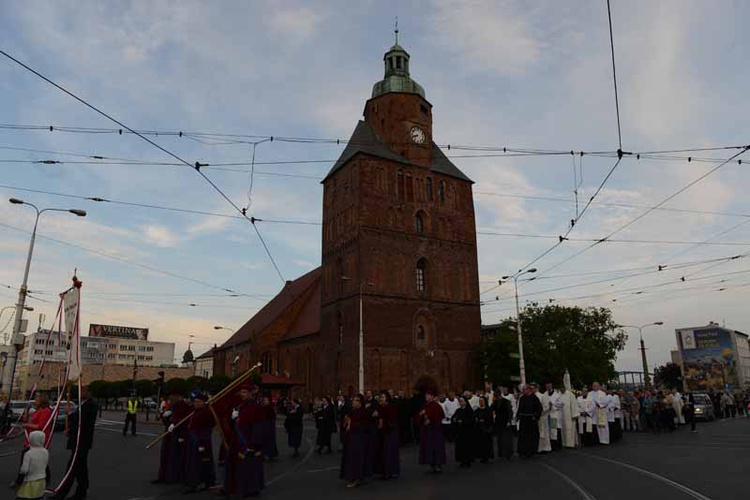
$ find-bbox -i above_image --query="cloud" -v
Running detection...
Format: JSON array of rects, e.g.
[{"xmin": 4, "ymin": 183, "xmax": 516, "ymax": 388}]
[
  {"xmin": 429, "ymin": 0, "xmax": 542, "ymax": 75},
  {"xmin": 268, "ymin": 6, "xmax": 326, "ymax": 44},
  {"xmin": 142, "ymin": 224, "xmax": 180, "ymax": 248}
]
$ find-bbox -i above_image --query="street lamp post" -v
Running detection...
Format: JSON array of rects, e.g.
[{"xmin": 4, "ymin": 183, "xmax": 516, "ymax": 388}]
[
  {"xmin": 0, "ymin": 198, "xmax": 86, "ymax": 396},
  {"xmin": 501, "ymin": 268, "xmax": 537, "ymax": 387},
  {"xmin": 619, "ymin": 321, "xmax": 664, "ymax": 389},
  {"xmin": 341, "ymin": 276, "xmax": 374, "ymax": 393}
]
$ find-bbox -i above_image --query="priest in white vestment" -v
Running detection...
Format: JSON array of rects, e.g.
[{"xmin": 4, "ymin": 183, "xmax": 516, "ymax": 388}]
[
  {"xmin": 556, "ymin": 385, "xmax": 578, "ymax": 448},
  {"xmin": 546, "ymin": 383, "xmax": 562, "ymax": 450},
  {"xmin": 577, "ymin": 387, "xmax": 594, "ymax": 447},
  {"xmin": 535, "ymin": 384, "xmax": 552, "ymax": 453},
  {"xmin": 672, "ymin": 390, "xmax": 685, "ymax": 425},
  {"xmin": 610, "ymin": 389, "xmax": 622, "ymax": 442},
  {"xmin": 590, "ymin": 382, "xmax": 610, "ymax": 445}
]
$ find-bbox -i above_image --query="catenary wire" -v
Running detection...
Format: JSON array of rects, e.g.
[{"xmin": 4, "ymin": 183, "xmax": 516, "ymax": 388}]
[{"xmin": 0, "ymin": 49, "xmax": 286, "ymax": 284}]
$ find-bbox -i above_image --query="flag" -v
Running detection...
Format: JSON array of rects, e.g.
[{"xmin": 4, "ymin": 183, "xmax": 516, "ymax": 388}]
[{"xmin": 63, "ymin": 279, "xmax": 82, "ymax": 382}]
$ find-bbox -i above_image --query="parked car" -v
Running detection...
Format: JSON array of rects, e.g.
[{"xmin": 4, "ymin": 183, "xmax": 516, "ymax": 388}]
[
  {"xmin": 692, "ymin": 393, "xmax": 716, "ymax": 421},
  {"xmin": 144, "ymin": 399, "xmax": 158, "ymax": 410},
  {"xmin": 8, "ymin": 400, "xmax": 34, "ymax": 419}
]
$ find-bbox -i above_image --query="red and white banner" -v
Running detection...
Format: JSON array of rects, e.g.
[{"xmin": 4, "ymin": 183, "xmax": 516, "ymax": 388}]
[{"xmin": 62, "ymin": 279, "xmax": 82, "ymax": 381}]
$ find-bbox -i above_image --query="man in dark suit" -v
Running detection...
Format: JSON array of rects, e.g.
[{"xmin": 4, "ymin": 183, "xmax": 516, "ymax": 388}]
[{"xmin": 52, "ymin": 385, "xmax": 98, "ymax": 500}]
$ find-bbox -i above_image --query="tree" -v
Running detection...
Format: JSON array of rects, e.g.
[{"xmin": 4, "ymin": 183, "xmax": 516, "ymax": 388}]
[
  {"xmin": 518, "ymin": 303, "xmax": 627, "ymax": 388},
  {"xmin": 88, "ymin": 380, "xmax": 108, "ymax": 399},
  {"xmin": 165, "ymin": 377, "xmax": 189, "ymax": 396},
  {"xmin": 207, "ymin": 374, "xmax": 231, "ymax": 395},
  {"xmin": 654, "ymin": 362, "xmax": 683, "ymax": 391},
  {"xmin": 135, "ymin": 379, "xmax": 156, "ymax": 397}
]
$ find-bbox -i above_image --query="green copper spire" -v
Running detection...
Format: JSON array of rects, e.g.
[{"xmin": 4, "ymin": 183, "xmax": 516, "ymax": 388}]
[{"xmin": 371, "ymin": 26, "xmax": 425, "ymax": 99}]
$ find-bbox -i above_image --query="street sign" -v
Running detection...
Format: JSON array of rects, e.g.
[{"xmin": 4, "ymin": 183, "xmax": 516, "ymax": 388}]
[
  {"xmin": 510, "ymin": 376, "xmax": 521, "ymax": 382},
  {"xmin": 509, "ymin": 353, "xmax": 520, "ymax": 359},
  {"xmin": 19, "ymin": 319, "xmax": 28, "ymax": 333}
]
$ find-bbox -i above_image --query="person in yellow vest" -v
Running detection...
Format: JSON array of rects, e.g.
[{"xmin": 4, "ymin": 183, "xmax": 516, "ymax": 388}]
[{"xmin": 123, "ymin": 394, "xmax": 138, "ymax": 437}]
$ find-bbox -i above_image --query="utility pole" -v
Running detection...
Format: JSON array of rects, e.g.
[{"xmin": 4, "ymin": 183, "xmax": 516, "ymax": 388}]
[
  {"xmin": 620, "ymin": 322, "xmax": 663, "ymax": 390},
  {"xmin": 639, "ymin": 336, "xmax": 651, "ymax": 389},
  {"xmin": 1, "ymin": 199, "xmax": 86, "ymax": 396},
  {"xmin": 500, "ymin": 268, "xmax": 537, "ymax": 387}
]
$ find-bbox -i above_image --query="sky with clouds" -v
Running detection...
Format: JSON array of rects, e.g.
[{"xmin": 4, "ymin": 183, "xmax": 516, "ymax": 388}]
[{"xmin": 1, "ymin": 1, "xmax": 749, "ymax": 374}]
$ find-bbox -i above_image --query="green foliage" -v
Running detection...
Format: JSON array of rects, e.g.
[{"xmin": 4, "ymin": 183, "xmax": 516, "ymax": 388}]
[
  {"xmin": 134, "ymin": 379, "xmax": 156, "ymax": 397},
  {"xmin": 165, "ymin": 377, "xmax": 190, "ymax": 396},
  {"xmin": 207, "ymin": 374, "xmax": 231, "ymax": 394},
  {"xmin": 520, "ymin": 303, "xmax": 627, "ymax": 387},
  {"xmin": 654, "ymin": 362, "xmax": 683, "ymax": 391},
  {"xmin": 479, "ymin": 303, "xmax": 627, "ymax": 389},
  {"xmin": 88, "ymin": 380, "xmax": 108, "ymax": 399}
]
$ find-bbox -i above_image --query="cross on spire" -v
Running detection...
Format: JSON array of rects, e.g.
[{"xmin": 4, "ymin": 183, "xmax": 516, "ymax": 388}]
[{"xmin": 395, "ymin": 16, "xmax": 399, "ymax": 45}]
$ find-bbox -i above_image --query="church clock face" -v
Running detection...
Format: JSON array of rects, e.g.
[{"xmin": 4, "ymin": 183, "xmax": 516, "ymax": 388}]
[{"xmin": 410, "ymin": 126, "xmax": 426, "ymax": 144}]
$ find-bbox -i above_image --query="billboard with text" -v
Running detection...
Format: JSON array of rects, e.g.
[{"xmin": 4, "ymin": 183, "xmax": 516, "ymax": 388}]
[
  {"xmin": 678, "ymin": 327, "xmax": 738, "ymax": 391},
  {"xmin": 89, "ymin": 323, "xmax": 149, "ymax": 341}
]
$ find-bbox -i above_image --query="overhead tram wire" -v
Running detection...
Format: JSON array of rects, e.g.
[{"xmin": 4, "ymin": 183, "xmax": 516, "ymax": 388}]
[
  {"xmin": 4, "ymin": 122, "xmax": 747, "ymax": 161},
  {"xmin": 607, "ymin": 0, "xmax": 623, "ymax": 150},
  {"xmin": 21, "ymin": 181, "xmax": 750, "ymax": 240},
  {"xmin": 0, "ymin": 48, "xmax": 286, "ymax": 284},
  {"xmin": 0, "ymin": 218, "xmax": 265, "ymax": 299},
  {"xmin": 480, "ymin": 252, "xmax": 750, "ymax": 308},
  {"xmin": 523, "ymin": 146, "xmax": 750, "ymax": 285},
  {"xmin": 503, "ymin": 4, "xmax": 629, "ymax": 283}
]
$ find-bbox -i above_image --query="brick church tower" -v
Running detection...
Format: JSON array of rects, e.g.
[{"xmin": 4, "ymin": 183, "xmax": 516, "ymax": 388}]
[{"xmin": 318, "ymin": 38, "xmax": 481, "ymax": 395}]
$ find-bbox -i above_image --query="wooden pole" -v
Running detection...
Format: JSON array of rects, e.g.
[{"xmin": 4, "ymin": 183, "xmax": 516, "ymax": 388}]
[
  {"xmin": 65, "ymin": 382, "xmax": 71, "ymax": 434},
  {"xmin": 145, "ymin": 362, "xmax": 261, "ymax": 450}
]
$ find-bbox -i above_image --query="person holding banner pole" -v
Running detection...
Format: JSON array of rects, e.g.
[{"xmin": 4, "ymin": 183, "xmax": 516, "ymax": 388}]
[{"xmin": 52, "ymin": 385, "xmax": 97, "ymax": 500}]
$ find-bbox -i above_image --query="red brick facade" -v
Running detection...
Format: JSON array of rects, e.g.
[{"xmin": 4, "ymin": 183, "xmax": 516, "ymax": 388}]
[{"xmin": 214, "ymin": 43, "xmax": 481, "ymax": 397}]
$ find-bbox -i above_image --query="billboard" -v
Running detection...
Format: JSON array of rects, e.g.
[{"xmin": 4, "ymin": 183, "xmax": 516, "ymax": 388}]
[
  {"xmin": 89, "ymin": 323, "xmax": 148, "ymax": 341},
  {"xmin": 678, "ymin": 327, "xmax": 738, "ymax": 391}
]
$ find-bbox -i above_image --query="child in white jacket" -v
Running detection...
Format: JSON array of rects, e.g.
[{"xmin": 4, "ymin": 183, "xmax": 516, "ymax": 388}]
[{"xmin": 15, "ymin": 430, "xmax": 48, "ymax": 499}]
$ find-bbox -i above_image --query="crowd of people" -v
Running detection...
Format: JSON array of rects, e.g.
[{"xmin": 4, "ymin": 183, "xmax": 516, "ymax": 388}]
[{"xmin": 3, "ymin": 380, "xmax": 748, "ymax": 499}]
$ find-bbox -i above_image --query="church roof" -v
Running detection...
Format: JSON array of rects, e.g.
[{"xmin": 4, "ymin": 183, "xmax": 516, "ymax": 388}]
[
  {"xmin": 323, "ymin": 120, "xmax": 472, "ymax": 183},
  {"xmin": 219, "ymin": 267, "xmax": 321, "ymax": 349}
]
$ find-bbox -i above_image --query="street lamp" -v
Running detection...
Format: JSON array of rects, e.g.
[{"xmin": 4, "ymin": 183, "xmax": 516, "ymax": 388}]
[
  {"xmin": 341, "ymin": 276, "xmax": 375, "ymax": 393},
  {"xmin": 214, "ymin": 326, "xmax": 240, "ymax": 377},
  {"xmin": 0, "ymin": 198, "xmax": 86, "ymax": 396},
  {"xmin": 619, "ymin": 321, "xmax": 664, "ymax": 389},
  {"xmin": 500, "ymin": 268, "xmax": 537, "ymax": 387}
]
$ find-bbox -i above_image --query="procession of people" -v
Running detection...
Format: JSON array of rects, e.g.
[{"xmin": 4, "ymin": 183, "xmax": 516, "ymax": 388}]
[{"xmin": 4, "ymin": 375, "xmax": 745, "ymax": 499}]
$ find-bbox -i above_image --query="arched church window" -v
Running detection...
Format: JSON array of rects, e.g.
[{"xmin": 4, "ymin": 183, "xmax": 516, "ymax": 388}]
[
  {"xmin": 397, "ymin": 170, "xmax": 405, "ymax": 201},
  {"xmin": 426, "ymin": 177, "xmax": 433, "ymax": 201},
  {"xmin": 417, "ymin": 325, "xmax": 425, "ymax": 341},
  {"xmin": 415, "ymin": 212, "xmax": 424, "ymax": 235},
  {"xmin": 438, "ymin": 181, "xmax": 445, "ymax": 203},
  {"xmin": 416, "ymin": 258, "xmax": 427, "ymax": 292}
]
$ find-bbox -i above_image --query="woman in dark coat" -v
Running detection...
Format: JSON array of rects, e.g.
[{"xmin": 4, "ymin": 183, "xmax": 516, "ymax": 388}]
[
  {"xmin": 451, "ymin": 396, "xmax": 475, "ymax": 467},
  {"xmin": 374, "ymin": 391, "xmax": 400, "ymax": 479},
  {"xmin": 284, "ymin": 399, "xmax": 304, "ymax": 458},
  {"xmin": 417, "ymin": 391, "xmax": 447, "ymax": 473},
  {"xmin": 340, "ymin": 395, "xmax": 370, "ymax": 488},
  {"xmin": 259, "ymin": 396, "xmax": 279, "ymax": 460},
  {"xmin": 492, "ymin": 391, "xmax": 514, "ymax": 460},
  {"xmin": 474, "ymin": 396, "xmax": 494, "ymax": 463},
  {"xmin": 315, "ymin": 396, "xmax": 336, "ymax": 454}
]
